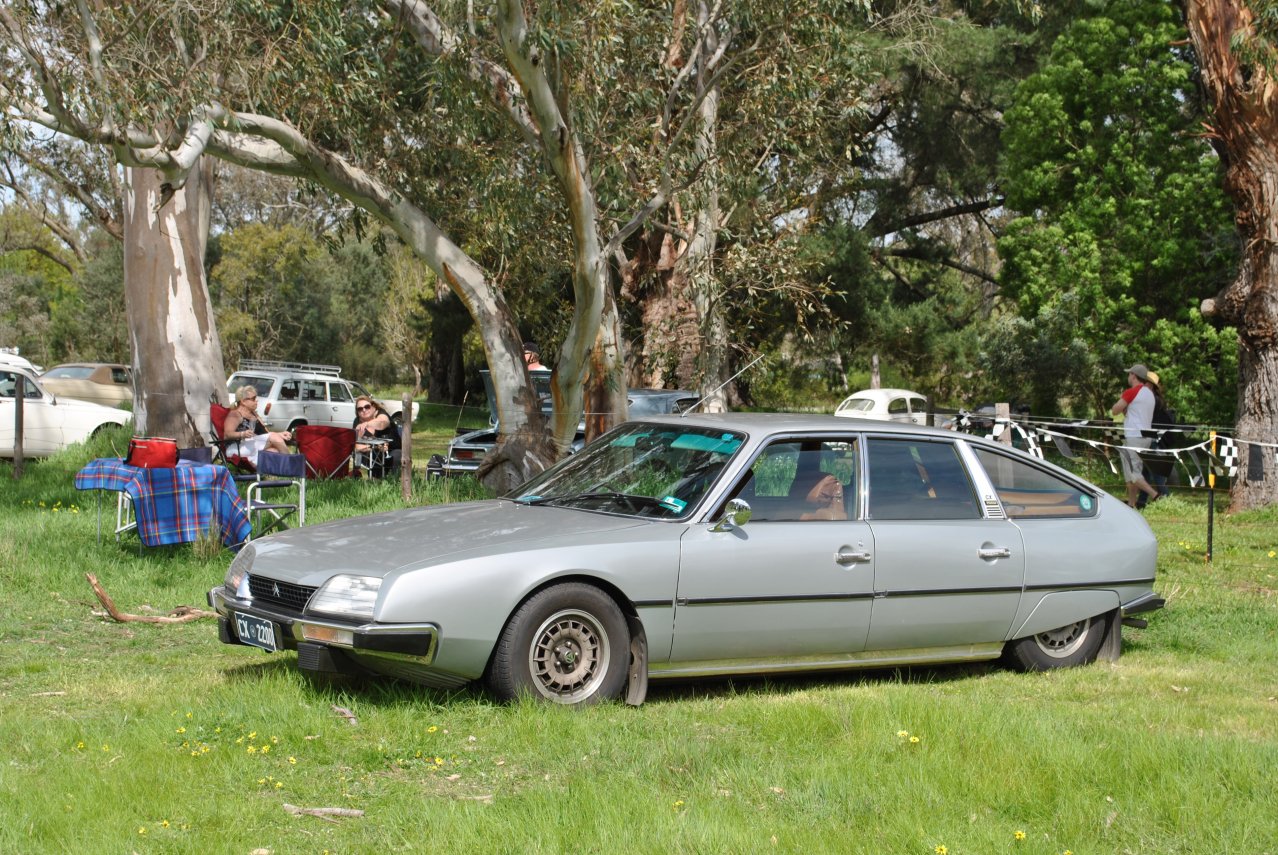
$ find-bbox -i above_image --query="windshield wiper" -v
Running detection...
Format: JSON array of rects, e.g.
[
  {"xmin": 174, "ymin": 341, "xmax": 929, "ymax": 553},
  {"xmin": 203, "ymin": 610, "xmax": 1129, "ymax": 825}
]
[{"xmin": 520, "ymin": 492, "xmax": 673, "ymax": 513}]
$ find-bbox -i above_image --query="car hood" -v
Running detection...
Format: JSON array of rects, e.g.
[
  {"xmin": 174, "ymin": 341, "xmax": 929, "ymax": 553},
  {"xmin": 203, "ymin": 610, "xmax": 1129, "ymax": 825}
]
[
  {"xmin": 243, "ymin": 500, "xmax": 650, "ymax": 584},
  {"xmin": 47, "ymin": 393, "xmax": 131, "ymax": 419}
]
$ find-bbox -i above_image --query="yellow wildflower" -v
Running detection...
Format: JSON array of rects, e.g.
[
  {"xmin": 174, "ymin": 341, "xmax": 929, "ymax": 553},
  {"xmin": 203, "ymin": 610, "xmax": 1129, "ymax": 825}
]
[
  {"xmin": 896, "ymin": 730, "xmax": 908, "ymax": 738},
  {"xmin": 935, "ymin": 846, "xmax": 947, "ymax": 855},
  {"xmin": 1015, "ymin": 830, "xmax": 1026, "ymax": 841},
  {"xmin": 910, "ymin": 736, "xmax": 920, "ymax": 744}
]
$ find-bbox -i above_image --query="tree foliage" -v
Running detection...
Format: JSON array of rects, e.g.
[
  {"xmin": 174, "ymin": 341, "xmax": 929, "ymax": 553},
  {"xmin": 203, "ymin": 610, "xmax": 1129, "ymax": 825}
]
[{"xmin": 994, "ymin": 0, "xmax": 1238, "ymax": 422}]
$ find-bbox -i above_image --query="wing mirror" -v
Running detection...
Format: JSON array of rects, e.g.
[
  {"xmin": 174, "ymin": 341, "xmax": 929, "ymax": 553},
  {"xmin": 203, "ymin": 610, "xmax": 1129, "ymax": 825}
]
[{"xmin": 711, "ymin": 498, "xmax": 752, "ymax": 532}]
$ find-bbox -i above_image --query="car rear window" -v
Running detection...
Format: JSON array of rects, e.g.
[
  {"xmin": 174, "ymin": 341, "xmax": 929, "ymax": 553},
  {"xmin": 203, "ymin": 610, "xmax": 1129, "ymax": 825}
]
[
  {"xmin": 973, "ymin": 448, "xmax": 1098, "ymax": 519},
  {"xmin": 45, "ymin": 366, "xmax": 95, "ymax": 379},
  {"xmin": 228, "ymin": 374, "xmax": 276, "ymax": 398}
]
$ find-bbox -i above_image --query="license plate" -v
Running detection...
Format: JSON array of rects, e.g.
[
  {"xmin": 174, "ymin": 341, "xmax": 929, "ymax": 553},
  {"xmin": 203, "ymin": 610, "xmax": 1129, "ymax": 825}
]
[{"xmin": 235, "ymin": 613, "xmax": 278, "ymax": 652}]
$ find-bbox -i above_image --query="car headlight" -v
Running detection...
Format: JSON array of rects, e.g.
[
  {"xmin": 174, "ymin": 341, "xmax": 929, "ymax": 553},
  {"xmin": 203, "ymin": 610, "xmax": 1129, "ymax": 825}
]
[
  {"xmin": 307, "ymin": 575, "xmax": 383, "ymax": 620},
  {"xmin": 224, "ymin": 545, "xmax": 255, "ymax": 598}
]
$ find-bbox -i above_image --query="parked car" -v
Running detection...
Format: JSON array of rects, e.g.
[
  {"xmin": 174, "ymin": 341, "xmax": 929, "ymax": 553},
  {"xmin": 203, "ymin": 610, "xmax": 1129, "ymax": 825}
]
[
  {"xmin": 39, "ymin": 363, "xmax": 133, "ymax": 408},
  {"xmin": 0, "ymin": 349, "xmax": 42, "ymax": 374},
  {"xmin": 834, "ymin": 388, "xmax": 929, "ymax": 425},
  {"xmin": 1, "ymin": 364, "xmax": 131, "ymax": 457},
  {"xmin": 440, "ymin": 371, "xmax": 698, "ymax": 476},
  {"xmin": 225, "ymin": 360, "xmax": 419, "ymax": 432},
  {"xmin": 209, "ymin": 413, "xmax": 1163, "ymax": 706}
]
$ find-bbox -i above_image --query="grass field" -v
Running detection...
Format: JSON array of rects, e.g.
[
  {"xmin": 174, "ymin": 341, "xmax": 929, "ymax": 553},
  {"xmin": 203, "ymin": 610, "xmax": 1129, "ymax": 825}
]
[{"xmin": 1, "ymin": 425, "xmax": 1275, "ymax": 854}]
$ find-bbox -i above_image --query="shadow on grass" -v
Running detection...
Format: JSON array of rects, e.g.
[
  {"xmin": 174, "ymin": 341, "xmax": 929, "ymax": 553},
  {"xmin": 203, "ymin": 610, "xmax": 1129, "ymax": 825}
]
[
  {"xmin": 217, "ymin": 647, "xmax": 998, "ymax": 710},
  {"xmin": 642, "ymin": 660, "xmax": 998, "ymax": 705}
]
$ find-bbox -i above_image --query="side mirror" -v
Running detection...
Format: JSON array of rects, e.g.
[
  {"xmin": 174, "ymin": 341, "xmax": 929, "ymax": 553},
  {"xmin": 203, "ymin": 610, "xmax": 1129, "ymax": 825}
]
[{"xmin": 711, "ymin": 498, "xmax": 752, "ymax": 532}]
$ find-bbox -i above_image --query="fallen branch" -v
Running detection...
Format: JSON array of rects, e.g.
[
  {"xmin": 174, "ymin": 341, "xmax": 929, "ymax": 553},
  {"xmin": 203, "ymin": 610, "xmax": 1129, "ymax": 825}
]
[
  {"xmin": 332, "ymin": 705, "xmax": 359, "ymax": 725},
  {"xmin": 283, "ymin": 804, "xmax": 365, "ymax": 819},
  {"xmin": 85, "ymin": 573, "xmax": 217, "ymax": 623}
]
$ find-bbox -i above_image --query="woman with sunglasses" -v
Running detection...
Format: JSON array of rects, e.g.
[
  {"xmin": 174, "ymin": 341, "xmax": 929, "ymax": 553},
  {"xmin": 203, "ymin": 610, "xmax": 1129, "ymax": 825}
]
[
  {"xmin": 224, "ymin": 385, "xmax": 293, "ymax": 466},
  {"xmin": 353, "ymin": 395, "xmax": 399, "ymax": 477}
]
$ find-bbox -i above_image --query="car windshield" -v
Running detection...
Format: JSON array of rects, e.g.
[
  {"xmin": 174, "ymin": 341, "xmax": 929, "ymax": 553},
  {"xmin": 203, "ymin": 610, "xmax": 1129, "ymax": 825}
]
[
  {"xmin": 44, "ymin": 366, "xmax": 95, "ymax": 379},
  {"xmin": 511, "ymin": 422, "xmax": 745, "ymax": 519}
]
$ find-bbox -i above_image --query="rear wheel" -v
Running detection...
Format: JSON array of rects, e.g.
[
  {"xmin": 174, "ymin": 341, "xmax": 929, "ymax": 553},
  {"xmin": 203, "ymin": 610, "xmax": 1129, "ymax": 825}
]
[
  {"xmin": 486, "ymin": 583, "xmax": 630, "ymax": 705},
  {"xmin": 1004, "ymin": 614, "xmax": 1108, "ymax": 671}
]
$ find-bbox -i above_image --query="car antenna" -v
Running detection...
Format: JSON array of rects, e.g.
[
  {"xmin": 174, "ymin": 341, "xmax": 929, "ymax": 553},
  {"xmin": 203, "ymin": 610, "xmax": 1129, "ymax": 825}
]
[{"xmin": 682, "ymin": 354, "xmax": 766, "ymax": 417}]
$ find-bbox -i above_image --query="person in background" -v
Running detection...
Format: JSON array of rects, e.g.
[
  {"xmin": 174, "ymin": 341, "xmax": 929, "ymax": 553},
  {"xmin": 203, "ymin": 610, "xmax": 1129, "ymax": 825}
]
[
  {"xmin": 353, "ymin": 394, "xmax": 399, "ymax": 477},
  {"xmin": 224, "ymin": 385, "xmax": 292, "ymax": 466},
  {"xmin": 523, "ymin": 341, "xmax": 548, "ymax": 370},
  {"xmin": 1136, "ymin": 370, "xmax": 1173, "ymax": 508},
  {"xmin": 1110, "ymin": 364, "xmax": 1162, "ymax": 509}
]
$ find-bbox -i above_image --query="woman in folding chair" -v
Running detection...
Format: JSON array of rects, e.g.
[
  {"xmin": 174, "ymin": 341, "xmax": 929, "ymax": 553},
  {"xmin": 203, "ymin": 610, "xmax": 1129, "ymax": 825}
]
[
  {"xmin": 224, "ymin": 385, "xmax": 293, "ymax": 467},
  {"xmin": 351, "ymin": 395, "xmax": 400, "ymax": 478}
]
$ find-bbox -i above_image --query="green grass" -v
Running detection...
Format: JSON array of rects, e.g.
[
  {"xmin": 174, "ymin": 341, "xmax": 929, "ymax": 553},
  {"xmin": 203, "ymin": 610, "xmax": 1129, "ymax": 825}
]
[{"xmin": 1, "ymin": 431, "xmax": 1276, "ymax": 854}]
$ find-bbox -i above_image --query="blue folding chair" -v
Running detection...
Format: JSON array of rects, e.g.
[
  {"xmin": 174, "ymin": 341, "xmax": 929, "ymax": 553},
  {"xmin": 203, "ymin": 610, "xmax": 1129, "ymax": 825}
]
[{"xmin": 245, "ymin": 451, "xmax": 307, "ymax": 540}]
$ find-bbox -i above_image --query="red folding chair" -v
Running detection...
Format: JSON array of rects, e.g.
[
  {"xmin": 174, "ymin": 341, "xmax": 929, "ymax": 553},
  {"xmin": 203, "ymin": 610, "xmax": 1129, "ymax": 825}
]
[{"xmin": 295, "ymin": 424, "xmax": 357, "ymax": 479}]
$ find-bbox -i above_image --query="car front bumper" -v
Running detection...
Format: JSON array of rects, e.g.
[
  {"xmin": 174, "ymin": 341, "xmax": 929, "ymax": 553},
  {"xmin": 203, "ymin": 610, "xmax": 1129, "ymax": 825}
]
[{"xmin": 208, "ymin": 584, "xmax": 444, "ymax": 675}]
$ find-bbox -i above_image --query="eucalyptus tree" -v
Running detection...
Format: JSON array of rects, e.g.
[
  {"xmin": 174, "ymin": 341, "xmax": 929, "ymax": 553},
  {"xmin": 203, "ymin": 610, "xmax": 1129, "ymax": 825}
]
[
  {"xmin": 2, "ymin": 0, "xmax": 898, "ymax": 488},
  {"xmin": 1183, "ymin": 0, "xmax": 1278, "ymax": 509}
]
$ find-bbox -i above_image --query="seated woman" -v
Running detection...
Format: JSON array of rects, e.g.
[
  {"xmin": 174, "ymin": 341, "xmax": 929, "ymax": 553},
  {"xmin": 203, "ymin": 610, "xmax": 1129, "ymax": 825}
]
[
  {"xmin": 353, "ymin": 395, "xmax": 400, "ymax": 477},
  {"xmin": 224, "ymin": 385, "xmax": 292, "ymax": 467}
]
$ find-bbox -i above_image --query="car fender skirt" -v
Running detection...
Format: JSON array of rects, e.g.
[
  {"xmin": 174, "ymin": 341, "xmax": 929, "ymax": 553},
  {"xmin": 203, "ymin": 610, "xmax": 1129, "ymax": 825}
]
[
  {"xmin": 626, "ymin": 614, "xmax": 649, "ymax": 707},
  {"xmin": 1009, "ymin": 590, "xmax": 1120, "ymax": 641}
]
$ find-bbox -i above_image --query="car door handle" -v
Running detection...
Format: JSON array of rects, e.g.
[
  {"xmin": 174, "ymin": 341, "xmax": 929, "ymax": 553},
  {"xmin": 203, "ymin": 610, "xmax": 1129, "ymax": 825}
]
[
  {"xmin": 978, "ymin": 546, "xmax": 1012, "ymax": 560},
  {"xmin": 835, "ymin": 547, "xmax": 872, "ymax": 565}
]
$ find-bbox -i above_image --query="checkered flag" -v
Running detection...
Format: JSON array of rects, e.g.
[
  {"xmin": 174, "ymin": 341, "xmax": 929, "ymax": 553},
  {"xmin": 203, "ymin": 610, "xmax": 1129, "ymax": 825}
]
[{"xmin": 1213, "ymin": 437, "xmax": 1238, "ymax": 478}]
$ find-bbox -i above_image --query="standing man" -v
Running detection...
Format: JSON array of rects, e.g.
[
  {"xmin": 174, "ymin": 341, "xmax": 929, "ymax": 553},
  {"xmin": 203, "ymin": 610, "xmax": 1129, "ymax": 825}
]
[{"xmin": 1111, "ymin": 364, "xmax": 1162, "ymax": 508}]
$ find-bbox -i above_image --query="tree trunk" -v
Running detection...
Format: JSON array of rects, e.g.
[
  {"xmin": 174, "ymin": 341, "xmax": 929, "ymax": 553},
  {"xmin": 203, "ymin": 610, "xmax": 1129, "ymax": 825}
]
[
  {"xmin": 680, "ymin": 1, "xmax": 729, "ymax": 412},
  {"xmin": 1185, "ymin": 0, "xmax": 1278, "ymax": 509},
  {"xmin": 121, "ymin": 161, "xmax": 226, "ymax": 446}
]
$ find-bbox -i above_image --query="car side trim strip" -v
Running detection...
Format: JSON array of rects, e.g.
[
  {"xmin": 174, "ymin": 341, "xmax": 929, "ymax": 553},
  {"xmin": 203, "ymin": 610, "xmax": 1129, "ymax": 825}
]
[{"xmin": 674, "ymin": 578, "xmax": 1157, "ymax": 607}]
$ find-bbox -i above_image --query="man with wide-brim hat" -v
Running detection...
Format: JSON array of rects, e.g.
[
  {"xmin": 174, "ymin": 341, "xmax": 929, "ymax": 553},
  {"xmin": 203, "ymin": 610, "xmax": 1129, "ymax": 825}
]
[{"xmin": 1110, "ymin": 364, "xmax": 1162, "ymax": 508}]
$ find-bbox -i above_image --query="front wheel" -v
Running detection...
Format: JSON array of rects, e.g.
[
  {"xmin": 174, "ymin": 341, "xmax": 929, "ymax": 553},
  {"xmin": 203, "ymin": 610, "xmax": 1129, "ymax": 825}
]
[
  {"xmin": 486, "ymin": 583, "xmax": 630, "ymax": 705},
  {"xmin": 1004, "ymin": 614, "xmax": 1108, "ymax": 671}
]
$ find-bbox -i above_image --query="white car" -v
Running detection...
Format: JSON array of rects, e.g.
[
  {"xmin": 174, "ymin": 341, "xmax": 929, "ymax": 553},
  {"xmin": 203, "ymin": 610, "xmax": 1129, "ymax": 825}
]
[
  {"xmin": 226, "ymin": 360, "xmax": 419, "ymax": 432},
  {"xmin": 834, "ymin": 388, "xmax": 930, "ymax": 425},
  {"xmin": 1, "ymin": 364, "xmax": 131, "ymax": 458}
]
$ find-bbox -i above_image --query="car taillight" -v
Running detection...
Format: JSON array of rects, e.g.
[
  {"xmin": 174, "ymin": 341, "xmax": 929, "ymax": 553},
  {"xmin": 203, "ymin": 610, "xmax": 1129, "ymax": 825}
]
[
  {"xmin": 264, "ymin": 402, "xmax": 272, "ymax": 415},
  {"xmin": 455, "ymin": 450, "xmax": 474, "ymax": 459}
]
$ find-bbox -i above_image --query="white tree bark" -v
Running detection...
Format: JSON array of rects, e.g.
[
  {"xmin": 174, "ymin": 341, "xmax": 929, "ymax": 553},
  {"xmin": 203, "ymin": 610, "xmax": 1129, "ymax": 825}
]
[{"xmin": 121, "ymin": 161, "xmax": 225, "ymax": 444}]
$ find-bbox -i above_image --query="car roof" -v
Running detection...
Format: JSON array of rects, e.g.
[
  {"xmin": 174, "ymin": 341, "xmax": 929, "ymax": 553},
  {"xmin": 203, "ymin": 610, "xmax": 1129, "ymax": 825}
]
[
  {"xmin": 845, "ymin": 388, "xmax": 923, "ymax": 400},
  {"xmin": 47, "ymin": 362, "xmax": 128, "ymax": 369}
]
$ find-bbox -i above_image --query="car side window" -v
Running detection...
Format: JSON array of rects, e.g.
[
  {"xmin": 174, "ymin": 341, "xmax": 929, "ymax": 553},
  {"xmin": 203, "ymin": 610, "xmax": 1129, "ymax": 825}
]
[
  {"xmin": 973, "ymin": 448, "xmax": 1099, "ymax": 519},
  {"xmin": 729, "ymin": 439, "xmax": 858, "ymax": 522},
  {"xmin": 888, "ymin": 398, "xmax": 910, "ymax": 415},
  {"xmin": 329, "ymin": 382, "xmax": 352, "ymax": 403},
  {"xmin": 111, "ymin": 367, "xmax": 129, "ymax": 385},
  {"xmin": 301, "ymin": 380, "xmax": 325, "ymax": 401},
  {"xmin": 867, "ymin": 438, "xmax": 978, "ymax": 520},
  {"xmin": 0, "ymin": 371, "xmax": 41, "ymax": 399},
  {"xmin": 279, "ymin": 380, "xmax": 300, "ymax": 400}
]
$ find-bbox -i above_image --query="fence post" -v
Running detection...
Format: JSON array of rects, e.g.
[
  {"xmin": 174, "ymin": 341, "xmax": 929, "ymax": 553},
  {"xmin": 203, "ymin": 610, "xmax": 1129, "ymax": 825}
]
[
  {"xmin": 13, "ymin": 374, "xmax": 24, "ymax": 479},
  {"xmin": 400, "ymin": 392, "xmax": 413, "ymax": 502},
  {"xmin": 1207, "ymin": 431, "xmax": 1215, "ymax": 563},
  {"xmin": 996, "ymin": 402, "xmax": 1011, "ymax": 445}
]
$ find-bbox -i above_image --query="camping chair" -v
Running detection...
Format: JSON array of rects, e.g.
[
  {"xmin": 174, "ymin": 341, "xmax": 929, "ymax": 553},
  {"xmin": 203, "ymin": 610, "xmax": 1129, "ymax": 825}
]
[
  {"xmin": 177, "ymin": 445, "xmax": 214, "ymax": 464},
  {"xmin": 295, "ymin": 424, "xmax": 357, "ymax": 479},
  {"xmin": 209, "ymin": 400, "xmax": 256, "ymax": 480},
  {"xmin": 352, "ymin": 425, "xmax": 401, "ymax": 479},
  {"xmin": 245, "ymin": 451, "xmax": 306, "ymax": 540}
]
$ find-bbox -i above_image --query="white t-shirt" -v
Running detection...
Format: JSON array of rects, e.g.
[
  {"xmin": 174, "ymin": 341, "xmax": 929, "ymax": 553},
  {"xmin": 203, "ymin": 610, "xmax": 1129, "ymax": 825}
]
[{"xmin": 1122, "ymin": 384, "xmax": 1155, "ymax": 438}]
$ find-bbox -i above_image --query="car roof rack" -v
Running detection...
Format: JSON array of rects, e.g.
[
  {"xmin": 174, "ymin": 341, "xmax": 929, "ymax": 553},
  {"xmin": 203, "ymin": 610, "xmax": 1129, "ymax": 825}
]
[{"xmin": 238, "ymin": 359, "xmax": 343, "ymax": 376}]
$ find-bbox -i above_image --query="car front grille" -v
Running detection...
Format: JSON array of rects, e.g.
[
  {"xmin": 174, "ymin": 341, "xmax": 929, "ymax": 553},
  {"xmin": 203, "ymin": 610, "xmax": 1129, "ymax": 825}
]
[{"xmin": 248, "ymin": 575, "xmax": 316, "ymax": 613}]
